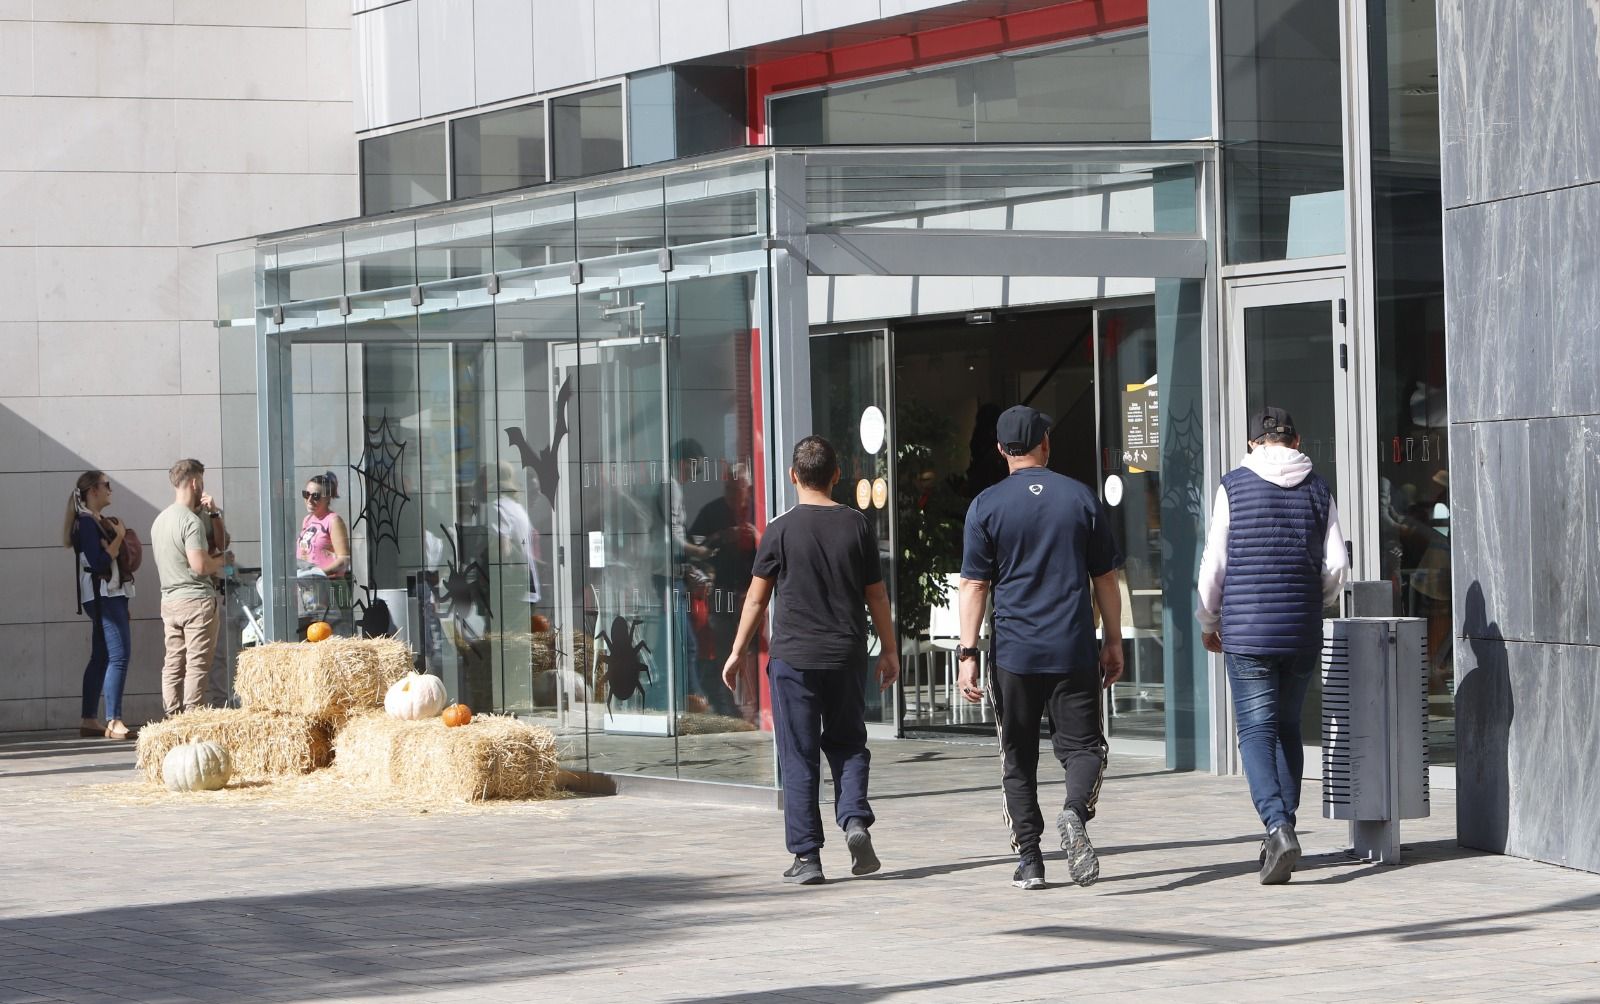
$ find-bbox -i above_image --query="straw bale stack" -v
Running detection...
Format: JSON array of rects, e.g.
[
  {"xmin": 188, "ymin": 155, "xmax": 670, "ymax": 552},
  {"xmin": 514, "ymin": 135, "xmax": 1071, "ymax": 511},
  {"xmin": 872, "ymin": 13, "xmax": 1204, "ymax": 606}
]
[
  {"xmin": 136, "ymin": 708, "xmax": 334, "ymax": 784},
  {"xmin": 334, "ymin": 711, "xmax": 559, "ymax": 802},
  {"xmin": 234, "ymin": 637, "xmax": 414, "ymax": 720}
]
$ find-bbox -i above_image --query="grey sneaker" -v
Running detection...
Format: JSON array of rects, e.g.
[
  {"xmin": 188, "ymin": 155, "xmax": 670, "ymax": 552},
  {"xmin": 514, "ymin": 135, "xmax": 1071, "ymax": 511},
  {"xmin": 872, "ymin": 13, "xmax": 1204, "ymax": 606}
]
[
  {"xmin": 783, "ymin": 853, "xmax": 825, "ymax": 886},
  {"xmin": 1012, "ymin": 849, "xmax": 1046, "ymax": 890},
  {"xmin": 1260, "ymin": 825, "xmax": 1300, "ymax": 885},
  {"xmin": 1056, "ymin": 807, "xmax": 1100, "ymax": 887},
  {"xmin": 845, "ymin": 820, "xmax": 880, "ymax": 876}
]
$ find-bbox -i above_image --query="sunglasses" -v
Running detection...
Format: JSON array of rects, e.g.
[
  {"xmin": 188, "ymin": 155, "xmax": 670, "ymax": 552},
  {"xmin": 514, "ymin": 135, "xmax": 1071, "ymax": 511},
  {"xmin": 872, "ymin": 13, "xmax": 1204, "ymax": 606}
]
[
  {"xmin": 98, "ymin": 481, "xmax": 112, "ymax": 490},
  {"xmin": 302, "ymin": 491, "xmax": 325, "ymax": 502}
]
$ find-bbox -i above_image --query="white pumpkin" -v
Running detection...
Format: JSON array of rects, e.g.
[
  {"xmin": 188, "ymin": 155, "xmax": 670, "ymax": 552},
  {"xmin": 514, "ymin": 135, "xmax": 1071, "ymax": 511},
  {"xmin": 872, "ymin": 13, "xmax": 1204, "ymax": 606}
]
[
  {"xmin": 385, "ymin": 672, "xmax": 449, "ymax": 720},
  {"xmin": 162, "ymin": 741, "xmax": 233, "ymax": 792}
]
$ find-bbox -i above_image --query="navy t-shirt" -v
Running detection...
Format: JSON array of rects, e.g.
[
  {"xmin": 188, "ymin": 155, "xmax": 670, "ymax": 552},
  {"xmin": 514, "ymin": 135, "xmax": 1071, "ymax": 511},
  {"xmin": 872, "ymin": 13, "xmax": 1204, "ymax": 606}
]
[
  {"xmin": 751, "ymin": 503, "xmax": 883, "ymax": 670},
  {"xmin": 960, "ymin": 467, "xmax": 1123, "ymax": 674}
]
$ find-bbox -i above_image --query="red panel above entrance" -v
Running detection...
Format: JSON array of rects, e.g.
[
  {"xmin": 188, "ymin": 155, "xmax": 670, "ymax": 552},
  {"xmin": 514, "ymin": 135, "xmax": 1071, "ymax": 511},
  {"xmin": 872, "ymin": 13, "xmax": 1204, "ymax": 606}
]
[{"xmin": 747, "ymin": 0, "xmax": 1150, "ymax": 143}]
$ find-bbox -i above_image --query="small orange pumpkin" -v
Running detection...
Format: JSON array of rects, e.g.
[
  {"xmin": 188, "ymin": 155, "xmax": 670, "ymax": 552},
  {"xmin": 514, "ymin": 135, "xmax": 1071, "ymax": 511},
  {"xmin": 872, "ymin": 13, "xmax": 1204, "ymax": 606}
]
[
  {"xmin": 531, "ymin": 613, "xmax": 551, "ymax": 633},
  {"xmin": 442, "ymin": 703, "xmax": 472, "ymax": 727},
  {"xmin": 306, "ymin": 621, "xmax": 332, "ymax": 643}
]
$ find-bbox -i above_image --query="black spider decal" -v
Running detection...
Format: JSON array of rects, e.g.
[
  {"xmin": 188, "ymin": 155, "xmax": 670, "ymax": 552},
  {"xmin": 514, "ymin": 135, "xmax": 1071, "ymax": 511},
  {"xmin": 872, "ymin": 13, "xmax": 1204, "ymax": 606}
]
[
  {"xmin": 435, "ymin": 523, "xmax": 493, "ymax": 642},
  {"xmin": 595, "ymin": 614, "xmax": 652, "ymax": 715}
]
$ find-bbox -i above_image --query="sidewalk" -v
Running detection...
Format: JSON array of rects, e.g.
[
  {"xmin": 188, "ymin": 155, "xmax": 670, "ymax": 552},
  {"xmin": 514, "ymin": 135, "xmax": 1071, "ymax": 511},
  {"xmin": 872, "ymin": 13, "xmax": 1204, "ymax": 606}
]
[{"xmin": 3, "ymin": 732, "xmax": 1597, "ymax": 1004}]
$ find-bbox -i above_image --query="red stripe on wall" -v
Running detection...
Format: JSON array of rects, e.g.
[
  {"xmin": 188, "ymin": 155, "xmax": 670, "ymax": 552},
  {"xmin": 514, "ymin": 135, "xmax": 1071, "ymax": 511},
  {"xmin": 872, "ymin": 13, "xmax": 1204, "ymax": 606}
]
[{"xmin": 747, "ymin": 0, "xmax": 1149, "ymax": 143}]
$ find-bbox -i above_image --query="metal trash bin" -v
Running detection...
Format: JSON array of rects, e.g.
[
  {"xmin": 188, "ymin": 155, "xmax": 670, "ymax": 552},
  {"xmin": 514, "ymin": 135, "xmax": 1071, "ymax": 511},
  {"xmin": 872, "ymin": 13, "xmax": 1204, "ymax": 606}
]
[{"xmin": 1321, "ymin": 616, "xmax": 1430, "ymax": 864}]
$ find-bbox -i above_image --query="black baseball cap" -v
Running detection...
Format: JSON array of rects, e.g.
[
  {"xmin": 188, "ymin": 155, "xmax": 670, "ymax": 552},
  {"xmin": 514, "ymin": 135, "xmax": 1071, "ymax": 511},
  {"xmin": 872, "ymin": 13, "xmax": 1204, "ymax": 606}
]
[
  {"xmin": 996, "ymin": 405, "xmax": 1053, "ymax": 456},
  {"xmin": 1252, "ymin": 406, "xmax": 1297, "ymax": 440}
]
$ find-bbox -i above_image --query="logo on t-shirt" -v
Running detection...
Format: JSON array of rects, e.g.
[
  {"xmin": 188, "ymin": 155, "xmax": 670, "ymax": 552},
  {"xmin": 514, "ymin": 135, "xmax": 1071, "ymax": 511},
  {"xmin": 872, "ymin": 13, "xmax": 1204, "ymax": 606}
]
[{"xmin": 1029, "ymin": 483, "xmax": 1043, "ymax": 496}]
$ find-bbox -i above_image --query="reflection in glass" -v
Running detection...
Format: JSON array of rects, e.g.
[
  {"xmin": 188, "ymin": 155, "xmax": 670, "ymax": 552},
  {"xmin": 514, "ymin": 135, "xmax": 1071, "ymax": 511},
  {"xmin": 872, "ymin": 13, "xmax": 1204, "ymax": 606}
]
[
  {"xmin": 770, "ymin": 33, "xmax": 1151, "ymax": 145},
  {"xmin": 1096, "ymin": 305, "xmax": 1166, "ymax": 741},
  {"xmin": 361, "ymin": 124, "xmax": 448, "ymax": 215},
  {"xmin": 552, "ymin": 86, "xmax": 624, "ymax": 180},
  {"xmin": 452, "ymin": 103, "xmax": 547, "ymax": 199},
  {"xmin": 1221, "ymin": 0, "xmax": 1344, "ymax": 263},
  {"xmin": 1367, "ymin": 0, "xmax": 1450, "ymax": 762}
]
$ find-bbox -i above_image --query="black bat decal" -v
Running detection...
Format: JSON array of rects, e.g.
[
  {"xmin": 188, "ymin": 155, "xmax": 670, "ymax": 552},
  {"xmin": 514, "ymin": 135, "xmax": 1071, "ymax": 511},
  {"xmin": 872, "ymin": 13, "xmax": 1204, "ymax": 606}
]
[{"xmin": 506, "ymin": 376, "xmax": 573, "ymax": 508}]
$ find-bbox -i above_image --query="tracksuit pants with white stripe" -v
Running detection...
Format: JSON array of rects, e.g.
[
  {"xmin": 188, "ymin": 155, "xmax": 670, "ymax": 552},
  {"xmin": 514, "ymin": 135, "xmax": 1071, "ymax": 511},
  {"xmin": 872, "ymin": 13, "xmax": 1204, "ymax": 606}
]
[{"xmin": 990, "ymin": 665, "xmax": 1108, "ymax": 852}]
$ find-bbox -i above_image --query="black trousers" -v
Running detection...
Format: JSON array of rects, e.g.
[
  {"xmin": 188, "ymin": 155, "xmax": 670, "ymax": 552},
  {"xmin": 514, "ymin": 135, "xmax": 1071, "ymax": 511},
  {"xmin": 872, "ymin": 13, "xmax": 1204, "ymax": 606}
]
[
  {"xmin": 990, "ymin": 666, "xmax": 1108, "ymax": 853},
  {"xmin": 769, "ymin": 657, "xmax": 874, "ymax": 856}
]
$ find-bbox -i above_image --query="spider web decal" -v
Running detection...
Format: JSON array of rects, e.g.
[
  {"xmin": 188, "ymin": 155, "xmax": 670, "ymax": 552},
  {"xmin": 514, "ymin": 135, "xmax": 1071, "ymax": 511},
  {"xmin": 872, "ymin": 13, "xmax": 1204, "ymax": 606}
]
[
  {"xmin": 1160, "ymin": 400, "xmax": 1206, "ymax": 524},
  {"xmin": 350, "ymin": 412, "xmax": 411, "ymax": 553}
]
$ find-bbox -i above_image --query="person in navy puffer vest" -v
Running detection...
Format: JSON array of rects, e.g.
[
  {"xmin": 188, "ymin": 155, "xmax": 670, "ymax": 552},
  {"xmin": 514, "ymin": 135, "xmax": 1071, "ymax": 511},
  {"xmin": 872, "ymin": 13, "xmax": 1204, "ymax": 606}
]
[{"xmin": 1196, "ymin": 406, "xmax": 1348, "ymax": 885}]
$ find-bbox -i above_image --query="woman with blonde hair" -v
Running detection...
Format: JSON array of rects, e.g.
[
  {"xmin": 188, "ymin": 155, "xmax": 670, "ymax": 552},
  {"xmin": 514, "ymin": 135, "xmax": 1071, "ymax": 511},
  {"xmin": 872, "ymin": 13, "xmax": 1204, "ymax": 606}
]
[{"xmin": 63, "ymin": 470, "xmax": 135, "ymax": 739}]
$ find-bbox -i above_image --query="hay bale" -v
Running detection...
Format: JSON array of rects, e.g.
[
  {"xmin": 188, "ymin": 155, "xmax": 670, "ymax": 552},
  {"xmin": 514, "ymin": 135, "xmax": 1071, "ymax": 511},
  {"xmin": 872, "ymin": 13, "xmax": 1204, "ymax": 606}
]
[
  {"xmin": 677, "ymin": 712, "xmax": 757, "ymax": 736},
  {"xmin": 135, "ymin": 708, "xmax": 334, "ymax": 783},
  {"xmin": 334, "ymin": 711, "xmax": 559, "ymax": 802},
  {"xmin": 234, "ymin": 638, "xmax": 414, "ymax": 718}
]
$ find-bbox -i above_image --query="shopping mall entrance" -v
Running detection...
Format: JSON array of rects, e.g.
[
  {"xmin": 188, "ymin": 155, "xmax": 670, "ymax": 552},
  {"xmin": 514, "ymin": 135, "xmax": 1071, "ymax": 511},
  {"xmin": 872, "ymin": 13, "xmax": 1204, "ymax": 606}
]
[{"xmin": 809, "ymin": 299, "xmax": 1172, "ymax": 749}]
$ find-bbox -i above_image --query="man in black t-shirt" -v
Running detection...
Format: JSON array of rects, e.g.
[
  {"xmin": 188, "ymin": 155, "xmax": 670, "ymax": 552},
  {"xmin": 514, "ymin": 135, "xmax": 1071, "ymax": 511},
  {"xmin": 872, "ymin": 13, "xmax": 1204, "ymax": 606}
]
[
  {"xmin": 957, "ymin": 405, "xmax": 1125, "ymax": 891},
  {"xmin": 723, "ymin": 436, "xmax": 900, "ymax": 886}
]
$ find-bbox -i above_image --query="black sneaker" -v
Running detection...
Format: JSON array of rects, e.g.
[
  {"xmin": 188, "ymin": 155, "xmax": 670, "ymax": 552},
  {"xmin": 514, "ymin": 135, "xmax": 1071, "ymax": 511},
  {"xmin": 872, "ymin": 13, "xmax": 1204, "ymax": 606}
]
[
  {"xmin": 1012, "ymin": 849, "xmax": 1046, "ymax": 890},
  {"xmin": 1259, "ymin": 824, "xmax": 1301, "ymax": 885},
  {"xmin": 783, "ymin": 853, "xmax": 825, "ymax": 886},
  {"xmin": 845, "ymin": 820, "xmax": 880, "ymax": 876},
  {"xmin": 1056, "ymin": 808, "xmax": 1100, "ymax": 887}
]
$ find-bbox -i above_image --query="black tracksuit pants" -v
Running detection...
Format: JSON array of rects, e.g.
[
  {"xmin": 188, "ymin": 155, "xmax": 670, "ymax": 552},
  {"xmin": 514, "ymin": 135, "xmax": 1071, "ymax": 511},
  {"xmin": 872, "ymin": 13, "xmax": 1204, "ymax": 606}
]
[{"xmin": 990, "ymin": 665, "xmax": 1108, "ymax": 853}]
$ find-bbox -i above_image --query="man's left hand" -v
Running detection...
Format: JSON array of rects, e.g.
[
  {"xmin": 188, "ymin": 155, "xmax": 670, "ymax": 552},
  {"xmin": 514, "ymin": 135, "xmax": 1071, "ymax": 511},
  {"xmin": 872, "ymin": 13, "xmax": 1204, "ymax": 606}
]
[{"xmin": 1099, "ymin": 640, "xmax": 1124, "ymax": 689}]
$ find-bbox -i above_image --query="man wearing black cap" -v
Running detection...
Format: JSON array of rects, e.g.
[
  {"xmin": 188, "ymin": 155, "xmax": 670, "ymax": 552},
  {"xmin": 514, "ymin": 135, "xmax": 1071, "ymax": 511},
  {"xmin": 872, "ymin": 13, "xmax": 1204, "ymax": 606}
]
[
  {"xmin": 1196, "ymin": 406, "xmax": 1347, "ymax": 885},
  {"xmin": 955, "ymin": 405, "xmax": 1125, "ymax": 890}
]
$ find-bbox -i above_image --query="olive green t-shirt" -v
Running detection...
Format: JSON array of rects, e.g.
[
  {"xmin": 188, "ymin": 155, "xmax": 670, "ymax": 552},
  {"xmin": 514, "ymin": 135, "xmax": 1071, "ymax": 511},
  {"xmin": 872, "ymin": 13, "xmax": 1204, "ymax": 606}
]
[{"xmin": 150, "ymin": 503, "xmax": 214, "ymax": 599}]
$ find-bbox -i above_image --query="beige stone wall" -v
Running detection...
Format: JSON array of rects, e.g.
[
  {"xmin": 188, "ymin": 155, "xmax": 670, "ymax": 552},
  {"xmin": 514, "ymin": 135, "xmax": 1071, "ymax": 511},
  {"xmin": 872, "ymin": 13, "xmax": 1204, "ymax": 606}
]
[{"xmin": 0, "ymin": 1, "xmax": 357, "ymax": 731}]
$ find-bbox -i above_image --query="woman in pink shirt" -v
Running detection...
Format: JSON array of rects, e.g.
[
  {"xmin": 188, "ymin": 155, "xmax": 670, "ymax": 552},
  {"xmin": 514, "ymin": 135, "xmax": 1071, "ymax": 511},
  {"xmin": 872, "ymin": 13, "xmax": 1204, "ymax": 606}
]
[{"xmin": 296, "ymin": 472, "xmax": 351, "ymax": 576}]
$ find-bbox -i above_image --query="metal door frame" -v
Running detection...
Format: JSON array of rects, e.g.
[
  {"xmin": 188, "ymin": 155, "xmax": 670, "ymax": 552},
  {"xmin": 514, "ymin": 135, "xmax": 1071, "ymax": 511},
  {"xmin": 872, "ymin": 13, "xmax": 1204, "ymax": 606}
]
[{"xmin": 1222, "ymin": 268, "xmax": 1358, "ymax": 777}]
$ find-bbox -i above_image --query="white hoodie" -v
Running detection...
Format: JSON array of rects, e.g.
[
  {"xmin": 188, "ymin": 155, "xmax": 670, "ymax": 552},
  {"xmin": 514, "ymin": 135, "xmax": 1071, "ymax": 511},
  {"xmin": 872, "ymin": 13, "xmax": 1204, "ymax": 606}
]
[{"xmin": 1194, "ymin": 445, "xmax": 1348, "ymax": 634}]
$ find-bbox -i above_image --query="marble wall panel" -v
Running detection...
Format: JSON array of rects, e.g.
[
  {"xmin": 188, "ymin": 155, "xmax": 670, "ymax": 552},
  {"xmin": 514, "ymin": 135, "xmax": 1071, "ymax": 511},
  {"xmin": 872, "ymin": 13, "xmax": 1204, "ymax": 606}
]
[
  {"xmin": 1452, "ymin": 422, "xmax": 1472, "ymax": 636},
  {"xmin": 1471, "ymin": 419, "xmax": 1533, "ymax": 642},
  {"xmin": 1529, "ymin": 417, "xmax": 1589, "ymax": 645},
  {"xmin": 1496, "ymin": 195, "xmax": 1553, "ymax": 422},
  {"xmin": 1442, "ymin": 203, "xmax": 1488, "ymax": 424},
  {"xmin": 1587, "ymin": 417, "xmax": 1600, "ymax": 646},
  {"xmin": 1448, "ymin": 0, "xmax": 1520, "ymax": 205},
  {"xmin": 1454, "ymin": 617, "xmax": 1512, "ymax": 852},
  {"xmin": 1546, "ymin": 185, "xmax": 1600, "ymax": 420},
  {"xmin": 1570, "ymin": 0, "xmax": 1600, "ymax": 188},
  {"xmin": 1562, "ymin": 645, "xmax": 1600, "ymax": 872},
  {"xmin": 1504, "ymin": 641, "xmax": 1568, "ymax": 865},
  {"xmin": 1519, "ymin": 0, "xmax": 1577, "ymax": 197}
]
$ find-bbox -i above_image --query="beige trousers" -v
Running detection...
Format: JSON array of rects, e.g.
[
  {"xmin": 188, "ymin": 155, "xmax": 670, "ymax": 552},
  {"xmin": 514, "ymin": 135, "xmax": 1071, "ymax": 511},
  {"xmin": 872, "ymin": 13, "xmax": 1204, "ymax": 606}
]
[{"xmin": 161, "ymin": 594, "xmax": 220, "ymax": 716}]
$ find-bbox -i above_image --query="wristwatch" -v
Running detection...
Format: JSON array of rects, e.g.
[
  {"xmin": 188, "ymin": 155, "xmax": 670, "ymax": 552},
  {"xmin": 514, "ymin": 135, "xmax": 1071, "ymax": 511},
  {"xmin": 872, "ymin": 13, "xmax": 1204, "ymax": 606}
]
[{"xmin": 957, "ymin": 644, "xmax": 981, "ymax": 661}]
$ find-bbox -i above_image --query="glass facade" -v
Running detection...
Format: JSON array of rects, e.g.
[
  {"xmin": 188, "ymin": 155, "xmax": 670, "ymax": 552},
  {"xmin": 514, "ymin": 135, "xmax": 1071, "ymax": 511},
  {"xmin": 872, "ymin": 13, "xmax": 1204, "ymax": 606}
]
[
  {"xmin": 770, "ymin": 33, "xmax": 1152, "ymax": 145},
  {"xmin": 361, "ymin": 124, "xmax": 448, "ymax": 215},
  {"xmin": 452, "ymin": 103, "xmax": 547, "ymax": 199},
  {"xmin": 1220, "ymin": 0, "xmax": 1346, "ymax": 263},
  {"xmin": 227, "ymin": 160, "xmax": 775, "ymax": 786},
  {"xmin": 218, "ymin": 0, "xmax": 1455, "ymax": 791},
  {"xmin": 552, "ymin": 85, "xmax": 625, "ymax": 180},
  {"xmin": 1366, "ymin": 0, "xmax": 1451, "ymax": 762}
]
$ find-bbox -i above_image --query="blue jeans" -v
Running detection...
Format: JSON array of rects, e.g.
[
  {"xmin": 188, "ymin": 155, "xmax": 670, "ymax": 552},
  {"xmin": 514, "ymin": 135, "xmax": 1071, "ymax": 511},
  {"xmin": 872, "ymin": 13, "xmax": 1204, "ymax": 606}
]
[
  {"xmin": 1225, "ymin": 650, "xmax": 1318, "ymax": 833},
  {"xmin": 83, "ymin": 596, "xmax": 131, "ymax": 721}
]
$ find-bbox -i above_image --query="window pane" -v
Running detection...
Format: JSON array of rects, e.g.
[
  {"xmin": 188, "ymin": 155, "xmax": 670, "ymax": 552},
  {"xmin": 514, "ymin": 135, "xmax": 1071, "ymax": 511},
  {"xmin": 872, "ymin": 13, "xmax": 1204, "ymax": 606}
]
[
  {"xmin": 552, "ymin": 86, "xmax": 624, "ymax": 180},
  {"xmin": 452, "ymin": 103, "xmax": 547, "ymax": 199},
  {"xmin": 361, "ymin": 124, "xmax": 448, "ymax": 215},
  {"xmin": 768, "ymin": 32, "xmax": 1152, "ymax": 145},
  {"xmin": 1221, "ymin": 0, "xmax": 1345, "ymax": 263}
]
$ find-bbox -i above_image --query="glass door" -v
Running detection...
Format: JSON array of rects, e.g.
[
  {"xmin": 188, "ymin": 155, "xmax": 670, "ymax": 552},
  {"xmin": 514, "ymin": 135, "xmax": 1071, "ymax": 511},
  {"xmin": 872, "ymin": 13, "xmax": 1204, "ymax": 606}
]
[
  {"xmin": 808, "ymin": 329, "xmax": 898, "ymax": 734},
  {"xmin": 1225, "ymin": 273, "xmax": 1355, "ymax": 758}
]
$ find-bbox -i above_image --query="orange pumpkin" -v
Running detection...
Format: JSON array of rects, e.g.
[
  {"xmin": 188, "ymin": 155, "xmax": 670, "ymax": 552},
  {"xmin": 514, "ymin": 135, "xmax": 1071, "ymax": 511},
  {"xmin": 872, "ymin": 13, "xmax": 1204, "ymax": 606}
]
[
  {"xmin": 531, "ymin": 613, "xmax": 551, "ymax": 633},
  {"xmin": 306, "ymin": 621, "xmax": 332, "ymax": 643},
  {"xmin": 442, "ymin": 703, "xmax": 472, "ymax": 727}
]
